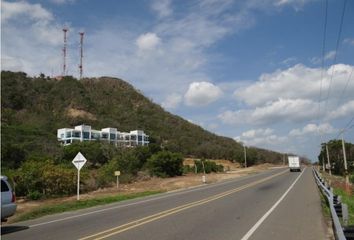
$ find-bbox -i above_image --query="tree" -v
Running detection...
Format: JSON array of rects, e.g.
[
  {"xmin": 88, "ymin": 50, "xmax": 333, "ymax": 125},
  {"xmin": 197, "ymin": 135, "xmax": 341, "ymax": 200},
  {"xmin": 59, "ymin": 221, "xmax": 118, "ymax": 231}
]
[
  {"xmin": 147, "ymin": 151, "xmax": 183, "ymax": 177},
  {"xmin": 61, "ymin": 141, "xmax": 109, "ymax": 167},
  {"xmin": 318, "ymin": 139, "xmax": 354, "ymax": 176}
]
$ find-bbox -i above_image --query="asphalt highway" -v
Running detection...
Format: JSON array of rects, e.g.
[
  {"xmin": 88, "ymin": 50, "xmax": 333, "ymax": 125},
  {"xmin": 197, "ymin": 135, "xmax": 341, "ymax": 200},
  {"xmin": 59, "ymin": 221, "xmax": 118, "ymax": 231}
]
[{"xmin": 1, "ymin": 167, "xmax": 330, "ymax": 240}]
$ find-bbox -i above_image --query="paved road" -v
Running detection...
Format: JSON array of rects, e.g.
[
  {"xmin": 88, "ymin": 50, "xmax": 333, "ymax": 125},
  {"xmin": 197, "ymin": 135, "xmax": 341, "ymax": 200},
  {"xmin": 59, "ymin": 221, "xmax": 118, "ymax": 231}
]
[{"xmin": 1, "ymin": 167, "xmax": 330, "ymax": 240}]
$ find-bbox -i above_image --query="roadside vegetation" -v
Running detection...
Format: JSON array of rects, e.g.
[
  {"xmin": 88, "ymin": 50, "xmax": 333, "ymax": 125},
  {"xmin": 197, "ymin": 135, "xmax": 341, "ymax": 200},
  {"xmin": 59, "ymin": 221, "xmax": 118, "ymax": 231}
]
[
  {"xmin": 317, "ymin": 139, "xmax": 354, "ymax": 225},
  {"xmin": 333, "ymin": 188, "xmax": 354, "ymax": 225},
  {"xmin": 320, "ymin": 171, "xmax": 354, "ymax": 226},
  {"xmin": 12, "ymin": 191, "xmax": 163, "ymax": 223}
]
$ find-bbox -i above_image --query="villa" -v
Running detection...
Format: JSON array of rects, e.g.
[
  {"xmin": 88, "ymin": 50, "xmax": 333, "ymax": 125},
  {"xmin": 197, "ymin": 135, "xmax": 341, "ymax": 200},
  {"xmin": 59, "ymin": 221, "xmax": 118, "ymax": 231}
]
[{"xmin": 57, "ymin": 124, "xmax": 149, "ymax": 147}]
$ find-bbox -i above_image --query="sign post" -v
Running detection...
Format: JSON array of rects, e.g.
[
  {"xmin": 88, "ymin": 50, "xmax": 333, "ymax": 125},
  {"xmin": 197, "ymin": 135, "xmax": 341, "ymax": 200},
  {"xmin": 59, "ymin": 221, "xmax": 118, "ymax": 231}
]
[
  {"xmin": 114, "ymin": 171, "xmax": 121, "ymax": 190},
  {"xmin": 72, "ymin": 152, "xmax": 87, "ymax": 200}
]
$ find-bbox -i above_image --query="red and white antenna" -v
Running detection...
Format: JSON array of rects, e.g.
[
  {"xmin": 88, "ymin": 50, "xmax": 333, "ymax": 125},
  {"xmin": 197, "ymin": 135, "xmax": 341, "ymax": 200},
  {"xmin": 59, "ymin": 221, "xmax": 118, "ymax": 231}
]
[
  {"xmin": 62, "ymin": 28, "xmax": 68, "ymax": 76},
  {"xmin": 79, "ymin": 32, "xmax": 84, "ymax": 79}
]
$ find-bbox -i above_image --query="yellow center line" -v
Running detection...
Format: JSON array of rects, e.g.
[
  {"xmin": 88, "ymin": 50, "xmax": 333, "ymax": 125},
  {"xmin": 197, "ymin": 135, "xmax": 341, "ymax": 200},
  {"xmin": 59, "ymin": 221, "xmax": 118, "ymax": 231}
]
[{"xmin": 80, "ymin": 169, "xmax": 288, "ymax": 240}]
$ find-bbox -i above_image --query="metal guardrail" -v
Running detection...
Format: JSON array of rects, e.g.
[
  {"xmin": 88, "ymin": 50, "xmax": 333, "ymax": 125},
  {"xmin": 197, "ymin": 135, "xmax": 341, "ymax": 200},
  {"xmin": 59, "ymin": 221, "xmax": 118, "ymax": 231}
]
[{"xmin": 313, "ymin": 168, "xmax": 349, "ymax": 240}]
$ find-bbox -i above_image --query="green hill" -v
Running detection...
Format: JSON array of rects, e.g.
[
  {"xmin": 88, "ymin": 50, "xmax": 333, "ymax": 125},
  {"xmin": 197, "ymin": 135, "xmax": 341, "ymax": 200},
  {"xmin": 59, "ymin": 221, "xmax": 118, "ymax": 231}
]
[{"xmin": 1, "ymin": 71, "xmax": 283, "ymax": 169}]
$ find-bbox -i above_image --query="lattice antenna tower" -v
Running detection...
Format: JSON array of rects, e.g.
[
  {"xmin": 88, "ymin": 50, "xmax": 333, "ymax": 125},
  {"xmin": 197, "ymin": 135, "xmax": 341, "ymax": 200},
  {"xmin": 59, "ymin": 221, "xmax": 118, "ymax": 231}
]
[
  {"xmin": 79, "ymin": 32, "xmax": 84, "ymax": 79},
  {"xmin": 62, "ymin": 28, "xmax": 68, "ymax": 76}
]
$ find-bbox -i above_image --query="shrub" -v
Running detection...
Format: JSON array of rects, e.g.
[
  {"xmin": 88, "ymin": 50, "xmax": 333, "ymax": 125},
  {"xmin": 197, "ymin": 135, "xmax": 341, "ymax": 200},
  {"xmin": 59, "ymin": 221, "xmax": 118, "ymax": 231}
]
[
  {"xmin": 183, "ymin": 165, "xmax": 193, "ymax": 174},
  {"xmin": 27, "ymin": 190, "xmax": 43, "ymax": 200},
  {"xmin": 117, "ymin": 149, "xmax": 142, "ymax": 176},
  {"xmin": 97, "ymin": 159, "xmax": 119, "ymax": 187},
  {"xmin": 147, "ymin": 151, "xmax": 183, "ymax": 178},
  {"xmin": 194, "ymin": 159, "xmax": 224, "ymax": 173},
  {"xmin": 12, "ymin": 160, "xmax": 79, "ymax": 198},
  {"xmin": 61, "ymin": 141, "xmax": 110, "ymax": 167}
]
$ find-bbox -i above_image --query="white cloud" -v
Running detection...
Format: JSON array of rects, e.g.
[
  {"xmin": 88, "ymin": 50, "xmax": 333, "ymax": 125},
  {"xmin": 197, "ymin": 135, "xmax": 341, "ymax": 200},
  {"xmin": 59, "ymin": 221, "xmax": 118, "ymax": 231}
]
[
  {"xmin": 343, "ymin": 38, "xmax": 354, "ymax": 46},
  {"xmin": 151, "ymin": 0, "xmax": 172, "ymax": 18},
  {"xmin": 207, "ymin": 123, "xmax": 219, "ymax": 130},
  {"xmin": 1, "ymin": 55, "xmax": 25, "ymax": 71},
  {"xmin": 136, "ymin": 32, "xmax": 161, "ymax": 51},
  {"xmin": 281, "ymin": 57, "xmax": 297, "ymax": 66},
  {"xmin": 328, "ymin": 100, "xmax": 354, "ymax": 120},
  {"xmin": 234, "ymin": 64, "xmax": 354, "ymax": 107},
  {"xmin": 289, "ymin": 123, "xmax": 336, "ymax": 137},
  {"xmin": 223, "ymin": 64, "xmax": 354, "ymax": 126},
  {"xmin": 274, "ymin": 0, "xmax": 316, "ymax": 10},
  {"xmin": 1, "ymin": 1, "xmax": 53, "ymax": 22},
  {"xmin": 310, "ymin": 50, "xmax": 337, "ymax": 65},
  {"xmin": 184, "ymin": 82, "xmax": 222, "ymax": 106},
  {"xmin": 1, "ymin": 1, "xmax": 64, "ymax": 75},
  {"xmin": 251, "ymin": 98, "xmax": 318, "ymax": 122},
  {"xmin": 50, "ymin": 0, "xmax": 76, "ymax": 5},
  {"xmin": 162, "ymin": 93, "xmax": 182, "ymax": 110},
  {"xmin": 235, "ymin": 128, "xmax": 287, "ymax": 147},
  {"xmin": 219, "ymin": 98, "xmax": 319, "ymax": 125},
  {"xmin": 324, "ymin": 50, "xmax": 336, "ymax": 61},
  {"xmin": 241, "ymin": 128, "xmax": 274, "ymax": 138}
]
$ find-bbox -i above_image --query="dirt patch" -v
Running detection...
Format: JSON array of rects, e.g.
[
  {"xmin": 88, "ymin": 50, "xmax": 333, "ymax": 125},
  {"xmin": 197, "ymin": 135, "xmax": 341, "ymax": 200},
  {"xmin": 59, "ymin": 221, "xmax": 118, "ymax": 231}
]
[
  {"xmin": 66, "ymin": 108, "xmax": 96, "ymax": 121},
  {"xmin": 7, "ymin": 164, "xmax": 284, "ymax": 224},
  {"xmin": 183, "ymin": 158, "xmax": 241, "ymax": 171}
]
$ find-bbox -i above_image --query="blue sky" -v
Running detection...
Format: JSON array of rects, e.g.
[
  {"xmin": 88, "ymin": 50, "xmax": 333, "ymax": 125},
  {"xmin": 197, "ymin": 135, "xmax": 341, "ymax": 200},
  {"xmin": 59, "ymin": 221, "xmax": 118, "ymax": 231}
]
[{"xmin": 2, "ymin": 0, "xmax": 354, "ymax": 161}]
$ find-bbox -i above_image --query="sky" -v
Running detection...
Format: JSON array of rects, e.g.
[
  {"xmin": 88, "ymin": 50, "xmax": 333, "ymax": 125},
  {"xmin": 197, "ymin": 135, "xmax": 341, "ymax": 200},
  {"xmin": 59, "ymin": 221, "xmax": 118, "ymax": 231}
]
[{"xmin": 2, "ymin": 0, "xmax": 354, "ymax": 161}]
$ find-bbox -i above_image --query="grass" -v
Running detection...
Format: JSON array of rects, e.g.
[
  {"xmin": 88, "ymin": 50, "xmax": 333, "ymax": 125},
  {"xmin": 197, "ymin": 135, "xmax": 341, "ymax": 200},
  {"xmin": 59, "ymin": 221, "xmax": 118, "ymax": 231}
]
[
  {"xmin": 319, "ymin": 191, "xmax": 331, "ymax": 219},
  {"xmin": 333, "ymin": 188, "xmax": 354, "ymax": 225},
  {"xmin": 12, "ymin": 190, "xmax": 163, "ymax": 223}
]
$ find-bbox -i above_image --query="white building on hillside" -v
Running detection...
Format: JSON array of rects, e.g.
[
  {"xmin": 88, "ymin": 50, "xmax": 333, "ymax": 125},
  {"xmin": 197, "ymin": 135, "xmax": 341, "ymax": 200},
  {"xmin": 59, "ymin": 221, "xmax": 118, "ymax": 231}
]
[{"xmin": 57, "ymin": 125, "xmax": 149, "ymax": 147}]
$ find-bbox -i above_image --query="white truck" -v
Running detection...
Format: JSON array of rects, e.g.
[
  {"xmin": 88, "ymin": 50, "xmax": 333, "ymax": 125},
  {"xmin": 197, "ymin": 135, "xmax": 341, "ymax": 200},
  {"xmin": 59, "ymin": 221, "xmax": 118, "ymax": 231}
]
[{"xmin": 288, "ymin": 156, "xmax": 301, "ymax": 172}]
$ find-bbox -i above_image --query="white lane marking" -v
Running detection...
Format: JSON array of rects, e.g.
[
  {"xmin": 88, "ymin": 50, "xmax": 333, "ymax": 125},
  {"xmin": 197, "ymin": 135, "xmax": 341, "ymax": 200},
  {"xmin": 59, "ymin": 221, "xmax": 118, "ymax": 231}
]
[
  {"xmin": 28, "ymin": 168, "xmax": 282, "ymax": 228},
  {"xmin": 240, "ymin": 167, "xmax": 306, "ymax": 240}
]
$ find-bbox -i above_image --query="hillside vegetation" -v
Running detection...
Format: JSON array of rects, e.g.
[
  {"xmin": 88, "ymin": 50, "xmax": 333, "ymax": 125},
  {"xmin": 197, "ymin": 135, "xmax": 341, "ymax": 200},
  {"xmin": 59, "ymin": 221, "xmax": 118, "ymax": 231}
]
[{"xmin": 1, "ymin": 71, "xmax": 284, "ymax": 198}]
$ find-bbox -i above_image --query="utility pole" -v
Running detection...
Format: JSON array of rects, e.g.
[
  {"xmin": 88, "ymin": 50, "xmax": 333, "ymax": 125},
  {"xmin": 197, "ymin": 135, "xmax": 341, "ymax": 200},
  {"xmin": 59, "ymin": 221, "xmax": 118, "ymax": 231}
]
[
  {"xmin": 326, "ymin": 144, "xmax": 332, "ymax": 176},
  {"xmin": 244, "ymin": 145, "xmax": 247, "ymax": 168},
  {"xmin": 341, "ymin": 133, "xmax": 349, "ymax": 186}
]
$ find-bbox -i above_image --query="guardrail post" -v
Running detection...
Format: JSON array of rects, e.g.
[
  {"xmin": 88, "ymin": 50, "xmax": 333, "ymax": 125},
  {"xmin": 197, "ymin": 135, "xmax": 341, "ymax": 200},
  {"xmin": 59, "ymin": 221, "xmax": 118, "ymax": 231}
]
[
  {"xmin": 344, "ymin": 226, "xmax": 354, "ymax": 240},
  {"xmin": 334, "ymin": 203, "xmax": 343, "ymax": 218},
  {"xmin": 333, "ymin": 195, "xmax": 341, "ymax": 205},
  {"xmin": 342, "ymin": 203, "xmax": 349, "ymax": 227}
]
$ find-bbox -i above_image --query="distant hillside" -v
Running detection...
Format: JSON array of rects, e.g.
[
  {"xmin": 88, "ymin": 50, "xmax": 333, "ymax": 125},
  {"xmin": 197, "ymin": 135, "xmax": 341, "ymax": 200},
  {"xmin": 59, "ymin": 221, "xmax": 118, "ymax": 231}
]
[{"xmin": 1, "ymin": 71, "xmax": 283, "ymax": 168}]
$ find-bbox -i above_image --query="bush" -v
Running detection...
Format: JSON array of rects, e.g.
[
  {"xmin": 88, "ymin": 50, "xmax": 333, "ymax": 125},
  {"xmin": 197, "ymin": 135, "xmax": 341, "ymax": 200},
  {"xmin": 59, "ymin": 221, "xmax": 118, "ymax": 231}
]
[
  {"xmin": 147, "ymin": 151, "xmax": 183, "ymax": 178},
  {"xmin": 61, "ymin": 141, "xmax": 110, "ymax": 167},
  {"xmin": 27, "ymin": 190, "xmax": 43, "ymax": 200},
  {"xmin": 12, "ymin": 160, "xmax": 78, "ymax": 198},
  {"xmin": 97, "ymin": 159, "xmax": 119, "ymax": 187},
  {"xmin": 194, "ymin": 159, "xmax": 224, "ymax": 173},
  {"xmin": 116, "ymin": 149, "xmax": 143, "ymax": 175},
  {"xmin": 183, "ymin": 165, "xmax": 193, "ymax": 174}
]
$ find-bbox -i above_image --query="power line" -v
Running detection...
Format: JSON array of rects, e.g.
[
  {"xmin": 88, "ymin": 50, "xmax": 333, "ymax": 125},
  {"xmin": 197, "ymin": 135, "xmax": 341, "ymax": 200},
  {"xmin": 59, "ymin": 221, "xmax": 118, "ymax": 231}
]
[
  {"xmin": 317, "ymin": 0, "xmax": 328, "ymax": 119},
  {"xmin": 323, "ymin": 0, "xmax": 348, "ymax": 117},
  {"xmin": 335, "ymin": 116, "xmax": 354, "ymax": 139},
  {"xmin": 344, "ymin": 116, "xmax": 354, "ymax": 130},
  {"xmin": 334, "ymin": 67, "xmax": 353, "ymax": 110},
  {"xmin": 317, "ymin": 0, "xmax": 328, "ymax": 144}
]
